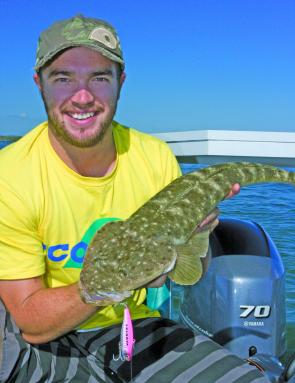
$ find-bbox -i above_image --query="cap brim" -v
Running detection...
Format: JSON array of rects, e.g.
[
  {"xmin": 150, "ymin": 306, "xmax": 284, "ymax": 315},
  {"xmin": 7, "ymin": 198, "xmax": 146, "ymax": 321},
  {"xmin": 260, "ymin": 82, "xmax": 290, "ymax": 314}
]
[{"xmin": 35, "ymin": 42, "xmax": 124, "ymax": 71}]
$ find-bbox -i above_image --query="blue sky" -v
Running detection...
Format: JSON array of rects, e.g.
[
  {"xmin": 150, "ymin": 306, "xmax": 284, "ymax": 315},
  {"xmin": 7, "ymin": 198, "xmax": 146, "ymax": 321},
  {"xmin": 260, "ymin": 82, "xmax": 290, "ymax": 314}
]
[{"xmin": 0, "ymin": 0, "xmax": 294, "ymax": 135}]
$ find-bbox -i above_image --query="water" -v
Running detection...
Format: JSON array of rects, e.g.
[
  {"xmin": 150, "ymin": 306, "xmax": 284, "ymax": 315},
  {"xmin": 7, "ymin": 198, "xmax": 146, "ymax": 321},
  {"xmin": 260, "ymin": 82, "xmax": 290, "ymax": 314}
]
[
  {"xmin": 0, "ymin": 141, "xmax": 12, "ymax": 149},
  {"xmin": 180, "ymin": 163, "xmax": 295, "ymax": 351}
]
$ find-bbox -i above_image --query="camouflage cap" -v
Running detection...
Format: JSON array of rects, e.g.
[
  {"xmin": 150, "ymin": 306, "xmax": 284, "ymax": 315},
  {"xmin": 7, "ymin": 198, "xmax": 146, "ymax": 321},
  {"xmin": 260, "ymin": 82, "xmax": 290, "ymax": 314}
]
[{"xmin": 35, "ymin": 14, "xmax": 124, "ymax": 71}]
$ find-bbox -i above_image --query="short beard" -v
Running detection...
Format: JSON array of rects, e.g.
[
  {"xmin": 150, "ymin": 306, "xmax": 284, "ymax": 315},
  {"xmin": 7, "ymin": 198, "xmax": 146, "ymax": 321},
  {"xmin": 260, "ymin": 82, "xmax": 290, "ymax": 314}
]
[
  {"xmin": 48, "ymin": 111, "xmax": 113, "ymax": 148},
  {"xmin": 41, "ymin": 91, "xmax": 117, "ymax": 148}
]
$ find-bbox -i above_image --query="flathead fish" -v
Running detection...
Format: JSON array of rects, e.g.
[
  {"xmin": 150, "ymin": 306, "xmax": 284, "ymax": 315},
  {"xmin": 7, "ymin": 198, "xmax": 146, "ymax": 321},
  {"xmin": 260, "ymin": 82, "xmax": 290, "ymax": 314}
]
[{"xmin": 80, "ymin": 162, "xmax": 295, "ymax": 303}]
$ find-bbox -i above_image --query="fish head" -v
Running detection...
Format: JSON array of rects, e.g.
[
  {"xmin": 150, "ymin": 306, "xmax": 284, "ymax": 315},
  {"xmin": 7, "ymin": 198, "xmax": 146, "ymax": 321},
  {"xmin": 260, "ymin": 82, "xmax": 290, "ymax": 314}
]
[{"xmin": 82, "ymin": 220, "xmax": 177, "ymax": 293}]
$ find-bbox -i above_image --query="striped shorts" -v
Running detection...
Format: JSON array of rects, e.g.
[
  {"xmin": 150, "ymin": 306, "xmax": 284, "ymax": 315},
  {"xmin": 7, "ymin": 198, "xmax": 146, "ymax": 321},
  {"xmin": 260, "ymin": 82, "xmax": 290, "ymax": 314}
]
[{"xmin": 0, "ymin": 308, "xmax": 269, "ymax": 383}]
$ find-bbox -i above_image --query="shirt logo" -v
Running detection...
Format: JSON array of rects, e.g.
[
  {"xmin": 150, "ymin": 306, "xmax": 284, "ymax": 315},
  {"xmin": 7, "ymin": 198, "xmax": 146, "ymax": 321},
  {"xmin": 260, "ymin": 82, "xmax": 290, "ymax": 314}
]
[{"xmin": 45, "ymin": 217, "xmax": 120, "ymax": 269}]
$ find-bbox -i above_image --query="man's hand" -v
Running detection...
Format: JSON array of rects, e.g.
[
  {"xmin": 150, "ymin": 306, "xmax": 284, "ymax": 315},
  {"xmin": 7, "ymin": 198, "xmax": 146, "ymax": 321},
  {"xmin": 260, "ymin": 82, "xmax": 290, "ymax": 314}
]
[{"xmin": 225, "ymin": 183, "xmax": 240, "ymax": 199}]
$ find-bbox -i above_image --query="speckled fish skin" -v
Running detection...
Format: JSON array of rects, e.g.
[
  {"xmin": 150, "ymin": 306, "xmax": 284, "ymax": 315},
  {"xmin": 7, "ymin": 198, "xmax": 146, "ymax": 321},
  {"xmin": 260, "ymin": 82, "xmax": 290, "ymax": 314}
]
[{"xmin": 80, "ymin": 162, "xmax": 295, "ymax": 297}]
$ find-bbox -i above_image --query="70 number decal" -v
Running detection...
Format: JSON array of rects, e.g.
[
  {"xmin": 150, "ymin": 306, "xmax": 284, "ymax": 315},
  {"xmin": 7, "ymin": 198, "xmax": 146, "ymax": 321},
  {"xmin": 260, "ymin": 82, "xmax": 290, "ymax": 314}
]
[{"xmin": 240, "ymin": 305, "xmax": 271, "ymax": 318}]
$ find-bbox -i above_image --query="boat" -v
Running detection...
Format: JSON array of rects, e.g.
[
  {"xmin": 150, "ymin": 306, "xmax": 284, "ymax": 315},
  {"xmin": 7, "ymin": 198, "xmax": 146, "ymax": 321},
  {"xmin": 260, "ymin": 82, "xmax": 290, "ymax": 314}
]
[{"xmin": 149, "ymin": 218, "xmax": 295, "ymax": 382}]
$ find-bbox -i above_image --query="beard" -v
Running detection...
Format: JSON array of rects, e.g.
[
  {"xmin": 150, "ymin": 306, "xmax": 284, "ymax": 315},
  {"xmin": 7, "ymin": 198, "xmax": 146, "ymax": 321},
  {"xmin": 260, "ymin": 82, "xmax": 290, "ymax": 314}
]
[{"xmin": 41, "ymin": 92, "xmax": 118, "ymax": 148}]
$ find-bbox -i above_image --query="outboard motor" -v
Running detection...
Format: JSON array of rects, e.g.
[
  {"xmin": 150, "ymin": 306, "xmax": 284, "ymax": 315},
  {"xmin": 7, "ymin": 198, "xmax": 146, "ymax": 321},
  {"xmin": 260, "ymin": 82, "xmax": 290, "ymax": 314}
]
[{"xmin": 179, "ymin": 218, "xmax": 288, "ymax": 382}]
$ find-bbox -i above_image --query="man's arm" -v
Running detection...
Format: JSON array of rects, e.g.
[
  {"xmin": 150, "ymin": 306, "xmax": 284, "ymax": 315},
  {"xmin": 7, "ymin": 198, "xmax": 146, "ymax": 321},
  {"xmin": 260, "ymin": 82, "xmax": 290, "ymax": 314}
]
[{"xmin": 0, "ymin": 277, "xmax": 99, "ymax": 344}]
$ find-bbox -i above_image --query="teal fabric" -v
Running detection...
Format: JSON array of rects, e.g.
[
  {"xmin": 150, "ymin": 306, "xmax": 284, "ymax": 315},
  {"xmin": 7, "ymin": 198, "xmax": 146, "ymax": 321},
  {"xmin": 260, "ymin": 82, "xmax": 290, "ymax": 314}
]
[{"xmin": 147, "ymin": 284, "xmax": 170, "ymax": 311}]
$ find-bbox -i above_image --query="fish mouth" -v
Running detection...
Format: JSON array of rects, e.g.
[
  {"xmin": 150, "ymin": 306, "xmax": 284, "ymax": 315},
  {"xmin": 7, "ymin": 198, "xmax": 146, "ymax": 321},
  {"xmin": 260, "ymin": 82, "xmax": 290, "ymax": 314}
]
[
  {"xmin": 86, "ymin": 290, "xmax": 132, "ymax": 304},
  {"xmin": 95, "ymin": 291, "xmax": 131, "ymax": 300},
  {"xmin": 79, "ymin": 281, "xmax": 132, "ymax": 305}
]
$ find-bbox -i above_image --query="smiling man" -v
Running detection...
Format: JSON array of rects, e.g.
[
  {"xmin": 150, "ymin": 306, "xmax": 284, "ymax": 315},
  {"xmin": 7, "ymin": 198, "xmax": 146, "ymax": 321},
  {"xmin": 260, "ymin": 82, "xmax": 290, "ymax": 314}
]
[
  {"xmin": 0, "ymin": 15, "xmax": 266, "ymax": 383},
  {"xmin": 38, "ymin": 47, "xmax": 122, "ymax": 147}
]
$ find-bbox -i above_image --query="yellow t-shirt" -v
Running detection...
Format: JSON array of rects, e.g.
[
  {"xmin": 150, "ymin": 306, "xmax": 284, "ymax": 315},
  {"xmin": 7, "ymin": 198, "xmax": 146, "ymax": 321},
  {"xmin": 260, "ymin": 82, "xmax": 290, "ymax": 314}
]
[{"xmin": 0, "ymin": 121, "xmax": 181, "ymax": 330}]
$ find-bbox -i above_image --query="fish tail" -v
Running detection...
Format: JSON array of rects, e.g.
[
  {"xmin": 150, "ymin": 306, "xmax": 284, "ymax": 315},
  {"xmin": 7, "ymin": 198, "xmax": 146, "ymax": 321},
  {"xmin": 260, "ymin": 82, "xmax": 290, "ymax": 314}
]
[
  {"xmin": 234, "ymin": 163, "xmax": 295, "ymax": 187},
  {"xmin": 192, "ymin": 163, "xmax": 295, "ymax": 214},
  {"xmin": 206, "ymin": 162, "xmax": 295, "ymax": 189}
]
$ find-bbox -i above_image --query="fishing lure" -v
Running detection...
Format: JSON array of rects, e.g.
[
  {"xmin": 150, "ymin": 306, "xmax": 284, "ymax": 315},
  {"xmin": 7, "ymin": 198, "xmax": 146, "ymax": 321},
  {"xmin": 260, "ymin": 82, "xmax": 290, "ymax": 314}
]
[{"xmin": 113, "ymin": 304, "xmax": 135, "ymax": 362}]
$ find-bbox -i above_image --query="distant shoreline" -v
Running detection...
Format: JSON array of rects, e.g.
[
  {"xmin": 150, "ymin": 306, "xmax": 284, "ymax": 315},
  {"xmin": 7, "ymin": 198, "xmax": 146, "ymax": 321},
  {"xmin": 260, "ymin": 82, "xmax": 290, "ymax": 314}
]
[{"xmin": 0, "ymin": 136, "xmax": 21, "ymax": 141}]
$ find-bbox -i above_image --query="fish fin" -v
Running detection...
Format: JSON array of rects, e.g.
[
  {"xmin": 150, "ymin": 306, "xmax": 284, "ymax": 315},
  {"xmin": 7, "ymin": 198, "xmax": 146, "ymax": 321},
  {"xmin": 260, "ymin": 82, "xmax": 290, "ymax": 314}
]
[{"xmin": 168, "ymin": 230, "xmax": 210, "ymax": 285}]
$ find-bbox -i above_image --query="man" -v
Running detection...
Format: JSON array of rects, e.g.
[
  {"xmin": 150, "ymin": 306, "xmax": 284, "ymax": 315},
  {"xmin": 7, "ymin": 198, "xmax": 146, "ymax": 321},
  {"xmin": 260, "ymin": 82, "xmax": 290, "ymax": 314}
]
[{"xmin": 0, "ymin": 15, "xmax": 266, "ymax": 383}]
